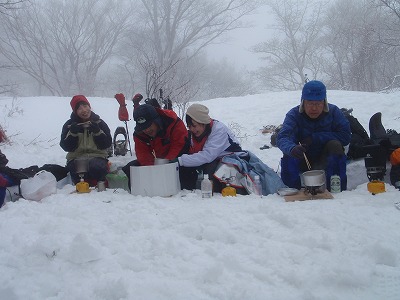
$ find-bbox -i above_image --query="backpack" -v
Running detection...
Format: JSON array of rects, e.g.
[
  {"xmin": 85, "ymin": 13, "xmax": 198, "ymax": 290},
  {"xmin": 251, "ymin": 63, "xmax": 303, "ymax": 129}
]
[{"xmin": 341, "ymin": 108, "xmax": 370, "ymax": 160}]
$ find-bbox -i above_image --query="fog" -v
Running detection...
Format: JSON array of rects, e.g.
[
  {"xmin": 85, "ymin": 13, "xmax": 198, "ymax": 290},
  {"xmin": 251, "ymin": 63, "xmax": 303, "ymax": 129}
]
[{"xmin": 1, "ymin": 0, "xmax": 400, "ymax": 100}]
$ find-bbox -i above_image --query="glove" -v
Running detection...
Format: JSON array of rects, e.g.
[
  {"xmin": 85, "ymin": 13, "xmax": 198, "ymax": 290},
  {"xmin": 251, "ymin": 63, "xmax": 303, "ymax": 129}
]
[
  {"xmin": 89, "ymin": 122, "xmax": 100, "ymax": 134},
  {"xmin": 114, "ymin": 93, "xmax": 126, "ymax": 106},
  {"xmin": 300, "ymin": 137, "xmax": 313, "ymax": 149},
  {"xmin": 0, "ymin": 151, "xmax": 8, "ymax": 168},
  {"xmin": 132, "ymin": 93, "xmax": 143, "ymax": 105},
  {"xmin": 69, "ymin": 122, "xmax": 80, "ymax": 134},
  {"xmin": 291, "ymin": 145, "xmax": 307, "ymax": 159}
]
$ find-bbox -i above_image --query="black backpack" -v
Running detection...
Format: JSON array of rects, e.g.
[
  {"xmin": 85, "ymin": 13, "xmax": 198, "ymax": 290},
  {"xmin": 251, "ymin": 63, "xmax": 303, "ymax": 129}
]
[{"xmin": 341, "ymin": 108, "xmax": 370, "ymax": 160}]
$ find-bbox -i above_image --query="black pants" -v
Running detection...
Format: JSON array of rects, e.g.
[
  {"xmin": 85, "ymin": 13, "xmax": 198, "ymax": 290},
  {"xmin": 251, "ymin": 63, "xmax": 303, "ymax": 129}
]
[
  {"xmin": 179, "ymin": 160, "xmax": 226, "ymax": 192},
  {"xmin": 121, "ymin": 160, "xmax": 140, "ymax": 191}
]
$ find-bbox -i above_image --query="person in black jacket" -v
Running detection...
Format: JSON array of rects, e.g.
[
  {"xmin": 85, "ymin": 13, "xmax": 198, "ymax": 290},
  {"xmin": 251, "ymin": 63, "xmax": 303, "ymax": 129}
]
[{"xmin": 60, "ymin": 95, "xmax": 112, "ymax": 186}]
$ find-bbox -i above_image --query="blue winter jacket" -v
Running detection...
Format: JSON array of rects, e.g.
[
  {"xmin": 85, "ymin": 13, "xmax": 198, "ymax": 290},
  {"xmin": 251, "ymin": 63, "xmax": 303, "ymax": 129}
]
[{"xmin": 276, "ymin": 103, "xmax": 351, "ymax": 159}]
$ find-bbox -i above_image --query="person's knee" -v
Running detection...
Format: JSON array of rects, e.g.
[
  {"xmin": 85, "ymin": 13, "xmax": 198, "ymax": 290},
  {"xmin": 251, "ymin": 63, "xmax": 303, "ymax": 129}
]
[
  {"xmin": 122, "ymin": 160, "xmax": 140, "ymax": 177},
  {"xmin": 280, "ymin": 155, "xmax": 301, "ymax": 189},
  {"xmin": 179, "ymin": 166, "xmax": 198, "ymax": 190},
  {"xmin": 325, "ymin": 140, "xmax": 345, "ymax": 155}
]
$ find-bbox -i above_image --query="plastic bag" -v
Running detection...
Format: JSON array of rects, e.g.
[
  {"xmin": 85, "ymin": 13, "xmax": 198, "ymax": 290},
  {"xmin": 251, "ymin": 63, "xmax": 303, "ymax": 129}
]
[{"xmin": 20, "ymin": 170, "xmax": 57, "ymax": 201}]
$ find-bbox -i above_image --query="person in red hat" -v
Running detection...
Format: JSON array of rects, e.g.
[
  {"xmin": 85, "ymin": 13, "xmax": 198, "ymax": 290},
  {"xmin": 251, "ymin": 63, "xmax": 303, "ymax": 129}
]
[{"xmin": 60, "ymin": 95, "xmax": 112, "ymax": 186}]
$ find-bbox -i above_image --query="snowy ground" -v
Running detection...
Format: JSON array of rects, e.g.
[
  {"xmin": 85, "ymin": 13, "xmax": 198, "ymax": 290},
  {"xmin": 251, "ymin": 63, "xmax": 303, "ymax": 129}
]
[{"xmin": 0, "ymin": 91, "xmax": 400, "ymax": 300}]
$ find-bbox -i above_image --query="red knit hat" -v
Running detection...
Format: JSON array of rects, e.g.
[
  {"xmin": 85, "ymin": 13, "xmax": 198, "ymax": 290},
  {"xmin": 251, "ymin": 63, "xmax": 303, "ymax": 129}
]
[{"xmin": 70, "ymin": 95, "xmax": 91, "ymax": 112}]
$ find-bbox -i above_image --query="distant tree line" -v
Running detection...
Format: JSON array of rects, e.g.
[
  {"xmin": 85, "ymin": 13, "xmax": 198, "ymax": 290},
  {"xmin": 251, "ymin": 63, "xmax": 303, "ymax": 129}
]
[{"xmin": 1, "ymin": 0, "xmax": 400, "ymax": 104}]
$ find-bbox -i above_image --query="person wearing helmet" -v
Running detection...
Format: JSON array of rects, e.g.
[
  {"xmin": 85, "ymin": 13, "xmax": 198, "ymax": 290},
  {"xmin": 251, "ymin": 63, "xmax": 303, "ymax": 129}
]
[{"xmin": 276, "ymin": 80, "xmax": 351, "ymax": 192}]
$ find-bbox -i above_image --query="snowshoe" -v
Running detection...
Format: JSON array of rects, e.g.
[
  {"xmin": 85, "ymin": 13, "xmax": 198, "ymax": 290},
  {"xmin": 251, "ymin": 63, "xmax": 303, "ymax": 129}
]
[{"xmin": 113, "ymin": 126, "xmax": 128, "ymax": 156}]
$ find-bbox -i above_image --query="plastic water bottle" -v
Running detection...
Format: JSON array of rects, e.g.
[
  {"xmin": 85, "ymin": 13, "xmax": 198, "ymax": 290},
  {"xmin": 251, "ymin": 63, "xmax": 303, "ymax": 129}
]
[
  {"xmin": 330, "ymin": 175, "xmax": 341, "ymax": 193},
  {"xmin": 201, "ymin": 173, "xmax": 212, "ymax": 198},
  {"xmin": 254, "ymin": 175, "xmax": 263, "ymax": 197}
]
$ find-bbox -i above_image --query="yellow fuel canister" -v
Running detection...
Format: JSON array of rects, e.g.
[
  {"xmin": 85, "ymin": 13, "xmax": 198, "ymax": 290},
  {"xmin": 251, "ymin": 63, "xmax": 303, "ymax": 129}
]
[
  {"xmin": 222, "ymin": 184, "xmax": 237, "ymax": 197},
  {"xmin": 76, "ymin": 181, "xmax": 90, "ymax": 193},
  {"xmin": 367, "ymin": 180, "xmax": 385, "ymax": 195}
]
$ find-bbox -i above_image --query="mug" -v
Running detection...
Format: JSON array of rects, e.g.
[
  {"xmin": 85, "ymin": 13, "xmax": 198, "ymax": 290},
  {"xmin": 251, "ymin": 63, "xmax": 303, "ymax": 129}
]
[{"xmin": 97, "ymin": 181, "xmax": 106, "ymax": 192}]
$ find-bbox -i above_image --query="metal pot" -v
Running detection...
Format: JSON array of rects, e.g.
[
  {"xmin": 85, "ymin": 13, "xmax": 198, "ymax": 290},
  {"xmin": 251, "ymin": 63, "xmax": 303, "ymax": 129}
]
[
  {"xmin": 74, "ymin": 157, "xmax": 89, "ymax": 174},
  {"xmin": 154, "ymin": 158, "xmax": 169, "ymax": 165},
  {"xmin": 302, "ymin": 170, "xmax": 326, "ymax": 187}
]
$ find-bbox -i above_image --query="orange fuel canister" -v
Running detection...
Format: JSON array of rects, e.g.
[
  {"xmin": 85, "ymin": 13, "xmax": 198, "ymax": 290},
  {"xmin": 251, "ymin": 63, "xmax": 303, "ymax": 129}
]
[{"xmin": 367, "ymin": 180, "xmax": 386, "ymax": 195}]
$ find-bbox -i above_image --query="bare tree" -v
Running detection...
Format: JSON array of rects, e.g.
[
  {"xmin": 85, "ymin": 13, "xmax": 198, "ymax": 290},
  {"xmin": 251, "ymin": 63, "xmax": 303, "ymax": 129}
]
[
  {"xmin": 0, "ymin": 0, "xmax": 27, "ymax": 95},
  {"xmin": 0, "ymin": 0, "xmax": 132, "ymax": 96},
  {"xmin": 374, "ymin": 0, "xmax": 400, "ymax": 91},
  {"xmin": 0, "ymin": 0, "xmax": 25, "ymax": 13},
  {"xmin": 323, "ymin": 0, "xmax": 398, "ymax": 92},
  {"xmin": 252, "ymin": 0, "xmax": 325, "ymax": 91},
  {"xmin": 120, "ymin": 0, "xmax": 260, "ymax": 104}
]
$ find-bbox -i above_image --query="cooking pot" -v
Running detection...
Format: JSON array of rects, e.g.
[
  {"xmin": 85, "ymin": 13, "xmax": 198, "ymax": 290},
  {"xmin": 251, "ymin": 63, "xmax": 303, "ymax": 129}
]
[
  {"xmin": 74, "ymin": 157, "xmax": 89, "ymax": 174},
  {"xmin": 302, "ymin": 170, "xmax": 326, "ymax": 187},
  {"xmin": 154, "ymin": 158, "xmax": 169, "ymax": 165}
]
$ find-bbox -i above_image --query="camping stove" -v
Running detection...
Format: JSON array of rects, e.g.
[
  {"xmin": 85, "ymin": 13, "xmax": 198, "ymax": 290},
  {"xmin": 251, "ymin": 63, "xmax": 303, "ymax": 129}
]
[
  {"xmin": 302, "ymin": 170, "xmax": 326, "ymax": 196},
  {"xmin": 363, "ymin": 145, "xmax": 386, "ymax": 182},
  {"xmin": 304, "ymin": 185, "xmax": 325, "ymax": 196}
]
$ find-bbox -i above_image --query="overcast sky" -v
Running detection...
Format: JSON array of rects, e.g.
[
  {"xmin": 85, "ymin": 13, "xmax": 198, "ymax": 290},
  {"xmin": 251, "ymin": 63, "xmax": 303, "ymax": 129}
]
[{"xmin": 206, "ymin": 4, "xmax": 273, "ymax": 71}]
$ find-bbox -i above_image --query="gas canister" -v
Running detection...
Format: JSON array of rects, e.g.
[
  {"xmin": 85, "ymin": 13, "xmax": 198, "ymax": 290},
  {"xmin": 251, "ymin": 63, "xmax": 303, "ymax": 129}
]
[{"xmin": 367, "ymin": 180, "xmax": 385, "ymax": 195}]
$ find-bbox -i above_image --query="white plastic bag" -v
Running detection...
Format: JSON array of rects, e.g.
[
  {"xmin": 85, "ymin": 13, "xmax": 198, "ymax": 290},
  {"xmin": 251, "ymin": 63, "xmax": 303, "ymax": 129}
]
[{"xmin": 20, "ymin": 170, "xmax": 57, "ymax": 201}]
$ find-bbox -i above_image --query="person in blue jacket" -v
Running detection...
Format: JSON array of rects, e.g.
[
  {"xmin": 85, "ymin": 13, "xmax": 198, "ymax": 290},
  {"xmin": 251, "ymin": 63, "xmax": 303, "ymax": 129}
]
[{"xmin": 276, "ymin": 80, "xmax": 351, "ymax": 191}]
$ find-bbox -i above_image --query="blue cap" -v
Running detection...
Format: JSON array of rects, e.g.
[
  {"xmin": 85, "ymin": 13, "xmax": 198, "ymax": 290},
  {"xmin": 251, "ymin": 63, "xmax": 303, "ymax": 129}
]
[{"xmin": 301, "ymin": 80, "xmax": 326, "ymax": 101}]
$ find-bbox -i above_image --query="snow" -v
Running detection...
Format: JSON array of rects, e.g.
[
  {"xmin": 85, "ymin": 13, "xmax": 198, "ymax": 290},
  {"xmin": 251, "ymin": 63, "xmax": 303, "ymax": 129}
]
[{"xmin": 1, "ymin": 91, "xmax": 400, "ymax": 300}]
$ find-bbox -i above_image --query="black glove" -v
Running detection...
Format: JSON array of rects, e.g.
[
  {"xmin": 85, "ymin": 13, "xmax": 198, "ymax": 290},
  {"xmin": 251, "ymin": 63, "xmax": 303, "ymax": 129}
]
[
  {"xmin": 291, "ymin": 145, "xmax": 307, "ymax": 159},
  {"xmin": 300, "ymin": 136, "xmax": 313, "ymax": 149},
  {"xmin": 89, "ymin": 122, "xmax": 100, "ymax": 134},
  {"xmin": 0, "ymin": 151, "xmax": 8, "ymax": 168},
  {"xmin": 69, "ymin": 122, "xmax": 80, "ymax": 134}
]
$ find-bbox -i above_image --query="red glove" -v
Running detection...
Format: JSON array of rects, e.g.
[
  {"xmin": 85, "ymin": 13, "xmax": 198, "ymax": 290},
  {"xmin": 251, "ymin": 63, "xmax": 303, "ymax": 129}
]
[
  {"xmin": 114, "ymin": 93, "xmax": 126, "ymax": 106},
  {"xmin": 132, "ymin": 93, "xmax": 143, "ymax": 105}
]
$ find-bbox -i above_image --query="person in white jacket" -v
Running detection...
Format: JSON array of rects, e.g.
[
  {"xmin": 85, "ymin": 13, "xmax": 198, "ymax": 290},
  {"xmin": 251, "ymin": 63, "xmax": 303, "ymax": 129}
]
[{"xmin": 177, "ymin": 103, "xmax": 243, "ymax": 191}]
